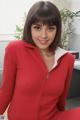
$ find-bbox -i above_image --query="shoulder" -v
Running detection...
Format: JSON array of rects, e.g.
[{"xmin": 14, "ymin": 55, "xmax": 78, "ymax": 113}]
[
  {"xmin": 6, "ymin": 40, "xmax": 34, "ymax": 50},
  {"xmin": 65, "ymin": 52, "xmax": 75, "ymax": 63},
  {"xmin": 4, "ymin": 40, "xmax": 25, "ymax": 57},
  {"xmin": 65, "ymin": 52, "xmax": 74, "ymax": 60},
  {"xmin": 62, "ymin": 52, "xmax": 75, "ymax": 68},
  {"xmin": 5, "ymin": 40, "xmax": 24, "ymax": 49}
]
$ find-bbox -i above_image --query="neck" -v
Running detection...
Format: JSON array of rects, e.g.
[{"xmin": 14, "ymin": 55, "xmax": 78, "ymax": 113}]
[{"xmin": 39, "ymin": 49, "xmax": 53, "ymax": 57}]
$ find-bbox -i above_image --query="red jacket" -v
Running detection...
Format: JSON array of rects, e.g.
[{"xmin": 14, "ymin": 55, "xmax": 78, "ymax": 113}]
[{"xmin": 0, "ymin": 40, "xmax": 74, "ymax": 120}]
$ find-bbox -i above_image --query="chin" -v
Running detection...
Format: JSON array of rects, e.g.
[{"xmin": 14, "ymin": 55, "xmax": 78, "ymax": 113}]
[{"xmin": 38, "ymin": 45, "xmax": 49, "ymax": 50}]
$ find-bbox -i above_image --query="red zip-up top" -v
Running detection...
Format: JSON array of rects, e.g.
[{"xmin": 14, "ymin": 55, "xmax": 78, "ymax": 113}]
[{"xmin": 0, "ymin": 40, "xmax": 74, "ymax": 120}]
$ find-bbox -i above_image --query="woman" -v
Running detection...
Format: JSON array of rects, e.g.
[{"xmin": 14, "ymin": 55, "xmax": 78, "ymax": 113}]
[{"xmin": 0, "ymin": 1, "xmax": 80, "ymax": 120}]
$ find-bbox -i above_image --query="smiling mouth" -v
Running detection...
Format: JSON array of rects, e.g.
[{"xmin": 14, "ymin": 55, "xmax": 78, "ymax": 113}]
[{"xmin": 38, "ymin": 39, "xmax": 48, "ymax": 45}]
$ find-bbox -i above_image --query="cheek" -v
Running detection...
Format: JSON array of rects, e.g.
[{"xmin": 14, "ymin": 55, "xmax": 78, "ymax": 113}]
[
  {"xmin": 50, "ymin": 32, "xmax": 56, "ymax": 40},
  {"xmin": 31, "ymin": 31, "xmax": 38, "ymax": 39},
  {"xmin": 52, "ymin": 31, "xmax": 57, "ymax": 39},
  {"xmin": 31, "ymin": 32, "xmax": 39, "ymax": 44},
  {"xmin": 31, "ymin": 32, "xmax": 35, "ymax": 40}
]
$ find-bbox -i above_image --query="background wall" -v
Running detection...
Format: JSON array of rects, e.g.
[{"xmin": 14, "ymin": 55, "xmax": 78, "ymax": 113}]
[{"xmin": 51, "ymin": 0, "xmax": 72, "ymax": 10}]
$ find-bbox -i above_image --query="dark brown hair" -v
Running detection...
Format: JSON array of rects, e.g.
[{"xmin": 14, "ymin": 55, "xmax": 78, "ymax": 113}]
[{"xmin": 22, "ymin": 1, "xmax": 62, "ymax": 52}]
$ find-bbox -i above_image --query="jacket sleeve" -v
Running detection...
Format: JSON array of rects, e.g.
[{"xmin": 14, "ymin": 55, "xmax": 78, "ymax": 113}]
[
  {"xmin": 57, "ymin": 54, "xmax": 75, "ymax": 111},
  {"xmin": 0, "ymin": 43, "xmax": 17, "ymax": 114}
]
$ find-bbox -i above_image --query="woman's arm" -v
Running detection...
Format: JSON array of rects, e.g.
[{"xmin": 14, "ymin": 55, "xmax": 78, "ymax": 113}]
[
  {"xmin": 0, "ymin": 43, "xmax": 17, "ymax": 114},
  {"xmin": 57, "ymin": 54, "xmax": 75, "ymax": 111}
]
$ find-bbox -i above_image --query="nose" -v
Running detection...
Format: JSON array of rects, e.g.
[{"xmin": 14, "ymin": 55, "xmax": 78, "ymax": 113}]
[{"xmin": 41, "ymin": 29, "xmax": 48, "ymax": 39}]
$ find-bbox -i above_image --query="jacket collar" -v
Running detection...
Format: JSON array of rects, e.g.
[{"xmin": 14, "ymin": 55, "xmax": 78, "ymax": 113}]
[
  {"xmin": 55, "ymin": 47, "xmax": 68, "ymax": 61},
  {"xmin": 23, "ymin": 41, "xmax": 68, "ymax": 57},
  {"xmin": 51, "ymin": 47, "xmax": 68, "ymax": 70},
  {"xmin": 22, "ymin": 41, "xmax": 68, "ymax": 70},
  {"xmin": 22, "ymin": 41, "xmax": 36, "ymax": 49}
]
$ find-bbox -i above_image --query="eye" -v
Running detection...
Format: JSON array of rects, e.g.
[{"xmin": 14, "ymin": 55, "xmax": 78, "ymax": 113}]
[
  {"xmin": 48, "ymin": 26, "xmax": 56, "ymax": 31},
  {"xmin": 32, "ymin": 25, "xmax": 41, "ymax": 31}
]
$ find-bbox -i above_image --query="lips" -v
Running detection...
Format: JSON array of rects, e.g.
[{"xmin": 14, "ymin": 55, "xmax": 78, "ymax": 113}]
[{"xmin": 38, "ymin": 39, "xmax": 48, "ymax": 45}]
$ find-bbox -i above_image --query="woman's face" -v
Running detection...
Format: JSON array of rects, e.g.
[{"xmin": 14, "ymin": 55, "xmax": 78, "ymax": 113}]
[{"xmin": 31, "ymin": 22, "xmax": 57, "ymax": 51}]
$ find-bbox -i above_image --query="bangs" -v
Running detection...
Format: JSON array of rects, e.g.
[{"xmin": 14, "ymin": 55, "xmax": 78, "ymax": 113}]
[{"xmin": 30, "ymin": 10, "xmax": 58, "ymax": 26}]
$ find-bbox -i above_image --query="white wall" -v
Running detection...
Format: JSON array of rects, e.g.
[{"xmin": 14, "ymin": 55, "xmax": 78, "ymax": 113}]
[{"xmin": 52, "ymin": 0, "xmax": 72, "ymax": 10}]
